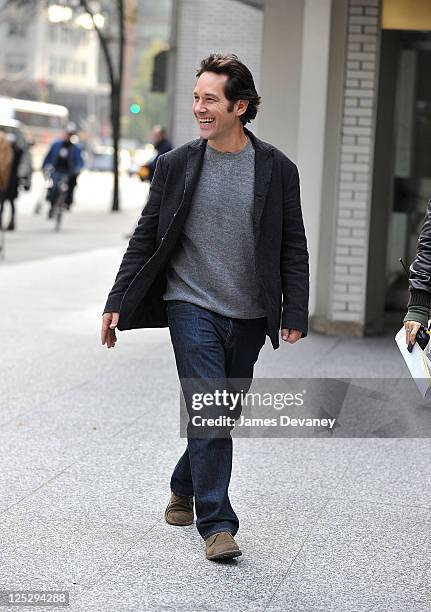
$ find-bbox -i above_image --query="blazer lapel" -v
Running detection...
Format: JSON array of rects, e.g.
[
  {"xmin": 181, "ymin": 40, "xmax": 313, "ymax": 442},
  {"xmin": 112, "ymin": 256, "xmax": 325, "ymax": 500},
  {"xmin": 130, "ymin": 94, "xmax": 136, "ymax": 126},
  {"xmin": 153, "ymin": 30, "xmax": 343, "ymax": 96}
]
[
  {"xmin": 156, "ymin": 139, "xmax": 206, "ymax": 248},
  {"xmin": 182, "ymin": 139, "xmax": 207, "ymax": 209},
  {"xmin": 167, "ymin": 139, "xmax": 206, "ymax": 234},
  {"xmin": 251, "ymin": 137, "xmax": 273, "ymax": 242}
]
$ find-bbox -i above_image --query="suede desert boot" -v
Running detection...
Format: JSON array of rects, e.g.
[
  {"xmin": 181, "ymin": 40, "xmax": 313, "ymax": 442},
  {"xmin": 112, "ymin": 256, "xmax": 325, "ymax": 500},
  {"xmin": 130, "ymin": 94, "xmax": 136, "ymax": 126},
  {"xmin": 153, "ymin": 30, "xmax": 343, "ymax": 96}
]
[
  {"xmin": 164, "ymin": 492, "xmax": 194, "ymax": 526},
  {"xmin": 205, "ymin": 532, "xmax": 242, "ymax": 560}
]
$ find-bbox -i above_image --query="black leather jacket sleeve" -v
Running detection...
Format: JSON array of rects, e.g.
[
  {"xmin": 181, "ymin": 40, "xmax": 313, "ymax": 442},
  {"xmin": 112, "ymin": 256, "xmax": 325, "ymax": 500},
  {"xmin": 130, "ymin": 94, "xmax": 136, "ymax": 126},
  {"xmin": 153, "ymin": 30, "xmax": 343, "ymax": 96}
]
[{"xmin": 407, "ymin": 198, "xmax": 431, "ymax": 311}]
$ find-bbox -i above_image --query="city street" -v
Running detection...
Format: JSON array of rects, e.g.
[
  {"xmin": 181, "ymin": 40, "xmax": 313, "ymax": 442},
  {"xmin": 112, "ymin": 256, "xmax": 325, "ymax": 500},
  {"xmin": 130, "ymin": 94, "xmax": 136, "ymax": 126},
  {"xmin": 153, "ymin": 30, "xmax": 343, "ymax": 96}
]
[
  {"xmin": 0, "ymin": 175, "xmax": 430, "ymax": 611},
  {"xmin": 1, "ymin": 171, "xmax": 149, "ymax": 264}
]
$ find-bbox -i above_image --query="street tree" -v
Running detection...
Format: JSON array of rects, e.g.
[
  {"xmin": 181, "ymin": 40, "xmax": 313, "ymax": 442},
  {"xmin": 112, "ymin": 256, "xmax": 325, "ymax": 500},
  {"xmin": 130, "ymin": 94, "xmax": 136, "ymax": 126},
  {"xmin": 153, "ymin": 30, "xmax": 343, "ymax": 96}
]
[{"xmin": 1, "ymin": 0, "xmax": 127, "ymax": 212}]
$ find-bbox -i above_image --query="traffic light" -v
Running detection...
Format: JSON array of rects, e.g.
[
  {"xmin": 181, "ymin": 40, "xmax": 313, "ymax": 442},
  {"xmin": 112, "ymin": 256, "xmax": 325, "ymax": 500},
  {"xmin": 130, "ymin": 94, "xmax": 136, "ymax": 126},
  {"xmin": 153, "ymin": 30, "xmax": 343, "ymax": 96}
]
[
  {"xmin": 130, "ymin": 103, "xmax": 141, "ymax": 114},
  {"xmin": 152, "ymin": 50, "xmax": 168, "ymax": 93}
]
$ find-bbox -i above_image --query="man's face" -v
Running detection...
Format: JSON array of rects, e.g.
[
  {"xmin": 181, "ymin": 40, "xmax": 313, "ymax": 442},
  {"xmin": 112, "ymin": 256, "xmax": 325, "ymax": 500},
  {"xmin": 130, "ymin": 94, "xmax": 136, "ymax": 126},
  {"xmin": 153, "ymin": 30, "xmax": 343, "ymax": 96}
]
[{"xmin": 193, "ymin": 72, "xmax": 245, "ymax": 140}]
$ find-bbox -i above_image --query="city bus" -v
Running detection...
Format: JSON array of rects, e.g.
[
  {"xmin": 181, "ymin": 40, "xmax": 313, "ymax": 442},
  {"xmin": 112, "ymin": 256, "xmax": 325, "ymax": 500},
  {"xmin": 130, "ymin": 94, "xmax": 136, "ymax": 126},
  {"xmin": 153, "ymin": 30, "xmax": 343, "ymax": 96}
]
[{"xmin": 0, "ymin": 97, "xmax": 69, "ymax": 168}]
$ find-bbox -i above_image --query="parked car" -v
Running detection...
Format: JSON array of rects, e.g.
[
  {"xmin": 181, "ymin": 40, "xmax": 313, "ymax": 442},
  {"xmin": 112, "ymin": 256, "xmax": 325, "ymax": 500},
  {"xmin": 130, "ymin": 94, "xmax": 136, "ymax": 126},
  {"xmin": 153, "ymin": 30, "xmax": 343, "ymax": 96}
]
[
  {"xmin": 128, "ymin": 144, "xmax": 157, "ymax": 180},
  {"xmin": 87, "ymin": 146, "xmax": 131, "ymax": 173},
  {"xmin": 88, "ymin": 145, "xmax": 114, "ymax": 172},
  {"xmin": 0, "ymin": 118, "xmax": 33, "ymax": 190}
]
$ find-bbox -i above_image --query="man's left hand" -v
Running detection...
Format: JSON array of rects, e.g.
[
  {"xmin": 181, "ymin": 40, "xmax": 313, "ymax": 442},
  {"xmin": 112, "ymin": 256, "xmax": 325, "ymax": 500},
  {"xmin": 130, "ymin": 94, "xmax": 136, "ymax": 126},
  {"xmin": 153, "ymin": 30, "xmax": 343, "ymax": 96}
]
[{"xmin": 281, "ymin": 328, "xmax": 301, "ymax": 344}]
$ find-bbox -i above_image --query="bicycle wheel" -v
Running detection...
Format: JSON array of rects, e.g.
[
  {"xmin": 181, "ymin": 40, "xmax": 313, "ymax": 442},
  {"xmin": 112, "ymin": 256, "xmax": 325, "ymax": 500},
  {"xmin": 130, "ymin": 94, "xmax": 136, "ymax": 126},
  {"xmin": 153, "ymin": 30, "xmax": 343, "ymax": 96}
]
[{"xmin": 54, "ymin": 192, "xmax": 65, "ymax": 232}]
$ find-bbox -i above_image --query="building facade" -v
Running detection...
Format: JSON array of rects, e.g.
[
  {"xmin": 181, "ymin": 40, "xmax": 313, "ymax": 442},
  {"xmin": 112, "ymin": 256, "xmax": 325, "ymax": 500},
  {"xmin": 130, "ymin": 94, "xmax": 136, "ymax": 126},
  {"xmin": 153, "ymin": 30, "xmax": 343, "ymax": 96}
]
[
  {"xmin": 167, "ymin": 0, "xmax": 263, "ymax": 146},
  {"xmin": 170, "ymin": 0, "xmax": 431, "ymax": 336}
]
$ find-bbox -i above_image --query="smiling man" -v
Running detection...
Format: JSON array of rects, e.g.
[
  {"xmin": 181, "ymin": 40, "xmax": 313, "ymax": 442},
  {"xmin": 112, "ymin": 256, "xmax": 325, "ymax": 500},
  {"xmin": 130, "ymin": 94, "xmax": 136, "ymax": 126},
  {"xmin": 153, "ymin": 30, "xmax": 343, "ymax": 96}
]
[{"xmin": 101, "ymin": 54, "xmax": 309, "ymax": 561}]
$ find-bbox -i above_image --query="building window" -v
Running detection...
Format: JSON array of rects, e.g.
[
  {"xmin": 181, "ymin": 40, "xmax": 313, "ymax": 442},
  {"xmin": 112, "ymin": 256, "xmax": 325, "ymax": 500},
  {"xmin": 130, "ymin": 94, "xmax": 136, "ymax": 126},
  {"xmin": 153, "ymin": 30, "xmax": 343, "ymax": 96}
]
[
  {"xmin": 48, "ymin": 56, "xmax": 88, "ymax": 77},
  {"xmin": 5, "ymin": 53, "xmax": 26, "ymax": 74},
  {"xmin": 48, "ymin": 24, "xmax": 89, "ymax": 46},
  {"xmin": 55, "ymin": 25, "xmax": 89, "ymax": 46},
  {"xmin": 49, "ymin": 57, "xmax": 57, "ymax": 75},
  {"xmin": 49, "ymin": 24, "xmax": 58, "ymax": 43},
  {"xmin": 8, "ymin": 21, "xmax": 26, "ymax": 37}
]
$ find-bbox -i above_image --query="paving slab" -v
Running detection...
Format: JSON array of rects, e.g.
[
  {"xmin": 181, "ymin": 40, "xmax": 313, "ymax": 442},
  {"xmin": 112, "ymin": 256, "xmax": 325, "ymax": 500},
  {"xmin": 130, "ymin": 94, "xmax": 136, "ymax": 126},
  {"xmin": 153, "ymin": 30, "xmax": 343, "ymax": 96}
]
[
  {"xmin": 265, "ymin": 499, "xmax": 431, "ymax": 612},
  {"xmin": 72, "ymin": 517, "xmax": 315, "ymax": 612},
  {"xmin": 334, "ymin": 438, "xmax": 431, "ymax": 508},
  {"xmin": 0, "ymin": 511, "xmax": 149, "ymax": 597},
  {"xmin": 0, "ymin": 467, "xmax": 58, "ymax": 515}
]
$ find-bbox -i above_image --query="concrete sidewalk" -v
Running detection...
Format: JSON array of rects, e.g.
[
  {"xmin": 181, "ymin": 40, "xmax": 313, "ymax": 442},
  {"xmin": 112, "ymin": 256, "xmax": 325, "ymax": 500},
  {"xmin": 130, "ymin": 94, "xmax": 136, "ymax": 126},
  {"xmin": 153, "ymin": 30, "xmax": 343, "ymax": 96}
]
[{"xmin": 0, "ymin": 227, "xmax": 430, "ymax": 610}]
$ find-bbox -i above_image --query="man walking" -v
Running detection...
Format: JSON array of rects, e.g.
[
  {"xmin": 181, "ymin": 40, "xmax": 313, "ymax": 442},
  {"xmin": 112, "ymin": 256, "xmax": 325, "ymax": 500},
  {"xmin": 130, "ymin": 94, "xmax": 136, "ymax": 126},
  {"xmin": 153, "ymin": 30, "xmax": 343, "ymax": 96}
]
[{"xmin": 101, "ymin": 54, "xmax": 309, "ymax": 561}]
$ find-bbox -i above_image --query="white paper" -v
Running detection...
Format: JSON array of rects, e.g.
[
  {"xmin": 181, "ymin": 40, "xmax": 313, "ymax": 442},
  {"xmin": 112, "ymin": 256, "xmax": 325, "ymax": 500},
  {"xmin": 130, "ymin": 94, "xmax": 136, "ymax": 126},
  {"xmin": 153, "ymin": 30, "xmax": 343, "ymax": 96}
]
[{"xmin": 395, "ymin": 327, "xmax": 431, "ymax": 399}]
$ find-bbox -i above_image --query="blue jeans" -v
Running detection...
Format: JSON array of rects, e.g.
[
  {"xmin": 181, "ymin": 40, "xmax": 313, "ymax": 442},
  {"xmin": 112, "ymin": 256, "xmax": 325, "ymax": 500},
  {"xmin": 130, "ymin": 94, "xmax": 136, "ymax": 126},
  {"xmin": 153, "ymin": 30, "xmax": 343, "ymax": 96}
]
[{"xmin": 166, "ymin": 300, "xmax": 267, "ymax": 540}]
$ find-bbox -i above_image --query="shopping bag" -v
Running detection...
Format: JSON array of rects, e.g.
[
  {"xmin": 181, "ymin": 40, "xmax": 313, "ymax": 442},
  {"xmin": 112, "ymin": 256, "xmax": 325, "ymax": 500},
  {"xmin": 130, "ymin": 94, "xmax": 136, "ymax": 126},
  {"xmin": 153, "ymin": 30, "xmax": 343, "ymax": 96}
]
[{"xmin": 395, "ymin": 327, "xmax": 431, "ymax": 399}]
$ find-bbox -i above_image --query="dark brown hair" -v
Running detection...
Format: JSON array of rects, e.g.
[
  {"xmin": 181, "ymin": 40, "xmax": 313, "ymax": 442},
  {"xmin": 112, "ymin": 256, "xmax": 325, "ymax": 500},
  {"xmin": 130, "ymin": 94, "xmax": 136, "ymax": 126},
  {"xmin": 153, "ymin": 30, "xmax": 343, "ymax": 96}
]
[{"xmin": 196, "ymin": 54, "xmax": 261, "ymax": 125}]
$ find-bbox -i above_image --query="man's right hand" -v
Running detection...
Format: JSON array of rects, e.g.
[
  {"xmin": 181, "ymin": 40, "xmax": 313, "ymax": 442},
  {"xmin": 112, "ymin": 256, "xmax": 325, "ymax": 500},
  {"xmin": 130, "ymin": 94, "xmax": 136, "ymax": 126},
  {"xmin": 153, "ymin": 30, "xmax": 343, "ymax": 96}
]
[{"xmin": 101, "ymin": 312, "xmax": 119, "ymax": 349}]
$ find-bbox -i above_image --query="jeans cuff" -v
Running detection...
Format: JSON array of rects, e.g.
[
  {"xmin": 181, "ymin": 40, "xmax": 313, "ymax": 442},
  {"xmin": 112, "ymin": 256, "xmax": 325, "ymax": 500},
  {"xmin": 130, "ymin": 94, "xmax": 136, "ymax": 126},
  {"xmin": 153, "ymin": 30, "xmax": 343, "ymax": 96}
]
[
  {"xmin": 171, "ymin": 486, "xmax": 194, "ymax": 499},
  {"xmin": 202, "ymin": 528, "xmax": 236, "ymax": 541}
]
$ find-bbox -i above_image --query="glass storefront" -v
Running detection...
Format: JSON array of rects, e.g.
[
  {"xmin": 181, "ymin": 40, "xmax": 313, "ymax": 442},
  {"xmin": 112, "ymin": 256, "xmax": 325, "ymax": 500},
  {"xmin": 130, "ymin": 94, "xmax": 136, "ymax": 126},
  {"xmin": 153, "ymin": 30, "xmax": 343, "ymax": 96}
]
[{"xmin": 384, "ymin": 31, "xmax": 431, "ymax": 310}]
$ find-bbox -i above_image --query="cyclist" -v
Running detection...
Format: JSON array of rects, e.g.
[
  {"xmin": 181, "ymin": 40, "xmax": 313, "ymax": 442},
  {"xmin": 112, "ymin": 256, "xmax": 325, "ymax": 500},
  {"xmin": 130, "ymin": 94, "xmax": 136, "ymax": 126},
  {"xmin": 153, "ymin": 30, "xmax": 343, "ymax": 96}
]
[{"xmin": 42, "ymin": 122, "xmax": 84, "ymax": 218}]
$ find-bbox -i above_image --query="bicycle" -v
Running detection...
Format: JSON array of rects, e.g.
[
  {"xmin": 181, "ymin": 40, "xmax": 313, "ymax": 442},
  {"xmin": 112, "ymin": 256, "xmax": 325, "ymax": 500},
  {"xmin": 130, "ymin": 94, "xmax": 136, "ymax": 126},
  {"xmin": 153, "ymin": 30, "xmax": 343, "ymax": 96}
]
[{"xmin": 50, "ymin": 173, "xmax": 70, "ymax": 232}]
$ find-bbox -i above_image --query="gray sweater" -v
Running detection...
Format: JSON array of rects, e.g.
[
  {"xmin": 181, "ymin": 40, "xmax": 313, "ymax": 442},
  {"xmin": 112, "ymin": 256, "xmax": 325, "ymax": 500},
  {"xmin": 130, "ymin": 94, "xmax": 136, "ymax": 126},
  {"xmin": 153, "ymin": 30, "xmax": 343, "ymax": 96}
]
[{"xmin": 163, "ymin": 138, "xmax": 266, "ymax": 318}]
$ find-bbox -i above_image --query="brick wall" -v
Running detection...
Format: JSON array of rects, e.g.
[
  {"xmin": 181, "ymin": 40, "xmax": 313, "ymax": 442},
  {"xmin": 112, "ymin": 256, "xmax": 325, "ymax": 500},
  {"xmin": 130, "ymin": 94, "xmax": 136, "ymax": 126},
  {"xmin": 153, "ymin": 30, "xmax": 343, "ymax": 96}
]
[
  {"xmin": 171, "ymin": 0, "xmax": 263, "ymax": 146},
  {"xmin": 330, "ymin": 0, "xmax": 381, "ymax": 325}
]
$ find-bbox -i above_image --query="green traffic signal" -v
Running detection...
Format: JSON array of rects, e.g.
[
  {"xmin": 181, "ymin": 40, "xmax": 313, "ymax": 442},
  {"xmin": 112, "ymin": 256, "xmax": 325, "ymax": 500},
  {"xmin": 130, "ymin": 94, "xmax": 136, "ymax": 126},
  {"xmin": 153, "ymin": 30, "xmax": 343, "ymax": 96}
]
[{"xmin": 130, "ymin": 103, "xmax": 141, "ymax": 114}]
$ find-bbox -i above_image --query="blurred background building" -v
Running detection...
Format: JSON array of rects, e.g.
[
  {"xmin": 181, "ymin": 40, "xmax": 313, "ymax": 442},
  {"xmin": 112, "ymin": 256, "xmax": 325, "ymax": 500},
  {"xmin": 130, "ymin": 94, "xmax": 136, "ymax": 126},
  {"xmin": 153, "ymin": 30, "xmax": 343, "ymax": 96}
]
[
  {"xmin": 0, "ymin": 3, "xmax": 108, "ymax": 132},
  {"xmin": 167, "ymin": 0, "xmax": 263, "ymax": 144},
  {"xmin": 0, "ymin": 0, "xmax": 172, "ymax": 145}
]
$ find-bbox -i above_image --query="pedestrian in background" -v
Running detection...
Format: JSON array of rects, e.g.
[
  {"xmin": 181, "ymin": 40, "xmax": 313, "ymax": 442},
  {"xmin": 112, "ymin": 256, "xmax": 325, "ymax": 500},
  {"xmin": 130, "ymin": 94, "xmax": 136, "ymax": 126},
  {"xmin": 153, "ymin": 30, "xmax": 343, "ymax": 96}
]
[
  {"xmin": 147, "ymin": 125, "xmax": 172, "ymax": 181},
  {"xmin": 0, "ymin": 133, "xmax": 23, "ymax": 231},
  {"xmin": 101, "ymin": 54, "xmax": 309, "ymax": 561},
  {"xmin": 126, "ymin": 126, "xmax": 173, "ymax": 239},
  {"xmin": 0, "ymin": 131, "xmax": 13, "ymax": 231}
]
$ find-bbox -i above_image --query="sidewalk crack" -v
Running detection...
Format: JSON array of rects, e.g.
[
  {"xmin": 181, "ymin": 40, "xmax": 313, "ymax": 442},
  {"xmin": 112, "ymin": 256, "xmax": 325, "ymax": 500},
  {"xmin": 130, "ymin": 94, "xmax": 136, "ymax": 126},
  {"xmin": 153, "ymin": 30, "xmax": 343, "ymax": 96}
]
[{"xmin": 263, "ymin": 443, "xmax": 363, "ymax": 610}]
